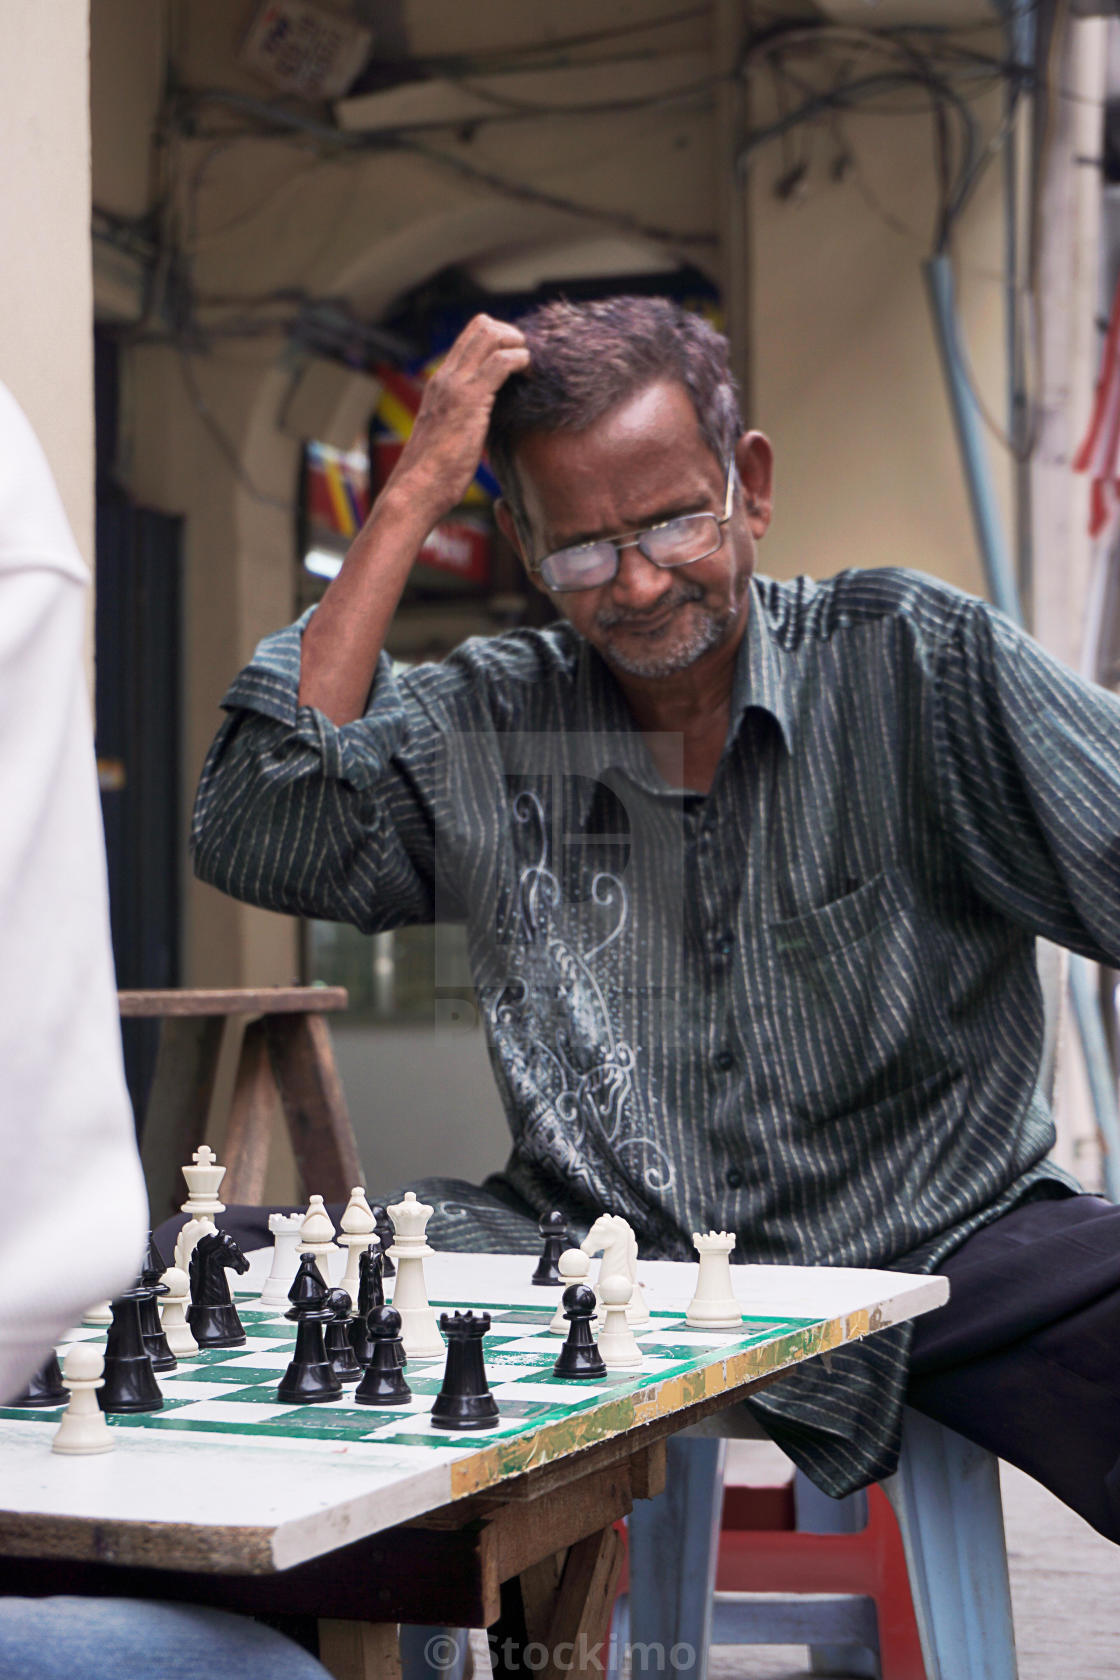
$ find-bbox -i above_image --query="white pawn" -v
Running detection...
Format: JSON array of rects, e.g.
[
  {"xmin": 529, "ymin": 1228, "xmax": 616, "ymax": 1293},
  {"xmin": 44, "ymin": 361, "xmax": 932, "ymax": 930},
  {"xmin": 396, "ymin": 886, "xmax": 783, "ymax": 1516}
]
[
  {"xmin": 549, "ymin": 1249, "xmax": 593, "ymax": 1334},
  {"xmin": 83, "ymin": 1300, "xmax": 112, "ymax": 1326},
  {"xmin": 597, "ymin": 1273, "xmax": 643, "ymax": 1370},
  {"xmin": 159, "ymin": 1267, "xmax": 198, "ymax": 1358},
  {"xmin": 258, "ymin": 1211, "xmax": 304, "ymax": 1309},
  {"xmin": 298, "ymin": 1194, "xmax": 339, "ymax": 1286},
  {"xmin": 387, "ymin": 1191, "xmax": 443, "ymax": 1360},
  {"xmin": 338, "ymin": 1187, "xmax": 376, "ymax": 1308},
  {"xmin": 686, "ymin": 1231, "xmax": 743, "ymax": 1329},
  {"xmin": 52, "ymin": 1345, "xmax": 114, "ymax": 1455}
]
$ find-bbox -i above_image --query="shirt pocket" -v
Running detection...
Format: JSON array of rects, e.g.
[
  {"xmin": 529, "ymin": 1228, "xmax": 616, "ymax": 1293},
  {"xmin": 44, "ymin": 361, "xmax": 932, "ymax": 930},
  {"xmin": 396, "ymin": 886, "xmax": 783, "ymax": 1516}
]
[{"xmin": 765, "ymin": 867, "xmax": 955, "ymax": 1120}]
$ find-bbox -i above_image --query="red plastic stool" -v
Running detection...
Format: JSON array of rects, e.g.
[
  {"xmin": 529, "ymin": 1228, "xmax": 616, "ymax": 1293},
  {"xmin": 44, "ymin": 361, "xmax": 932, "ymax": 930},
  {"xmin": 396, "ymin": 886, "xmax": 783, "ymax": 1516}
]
[
  {"xmin": 612, "ymin": 1477, "xmax": 927, "ymax": 1680},
  {"xmin": 716, "ymin": 1481, "xmax": 927, "ymax": 1680}
]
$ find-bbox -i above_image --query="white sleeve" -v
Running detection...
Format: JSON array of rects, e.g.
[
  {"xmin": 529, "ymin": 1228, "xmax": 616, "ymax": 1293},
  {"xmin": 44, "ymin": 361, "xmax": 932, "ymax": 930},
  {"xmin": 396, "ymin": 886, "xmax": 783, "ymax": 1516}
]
[{"xmin": 0, "ymin": 385, "xmax": 148, "ymax": 1401}]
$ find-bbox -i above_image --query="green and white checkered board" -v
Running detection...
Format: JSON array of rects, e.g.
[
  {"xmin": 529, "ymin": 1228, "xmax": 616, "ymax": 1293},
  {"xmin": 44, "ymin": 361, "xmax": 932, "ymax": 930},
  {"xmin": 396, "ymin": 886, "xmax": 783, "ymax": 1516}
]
[{"xmin": 0, "ymin": 1295, "xmax": 816, "ymax": 1455}]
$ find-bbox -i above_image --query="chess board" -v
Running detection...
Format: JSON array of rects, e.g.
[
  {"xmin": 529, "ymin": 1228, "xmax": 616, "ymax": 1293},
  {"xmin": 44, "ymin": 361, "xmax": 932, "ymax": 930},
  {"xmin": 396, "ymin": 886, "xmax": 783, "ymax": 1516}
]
[
  {"xmin": 0, "ymin": 1293, "xmax": 819, "ymax": 1477},
  {"xmin": 0, "ymin": 1252, "xmax": 947, "ymax": 1572}
]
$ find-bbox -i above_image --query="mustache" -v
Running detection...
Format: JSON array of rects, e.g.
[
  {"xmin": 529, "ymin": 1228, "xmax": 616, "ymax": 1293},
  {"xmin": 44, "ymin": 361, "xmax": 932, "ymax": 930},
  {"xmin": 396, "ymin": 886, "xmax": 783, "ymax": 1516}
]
[{"xmin": 595, "ymin": 580, "xmax": 705, "ymax": 631}]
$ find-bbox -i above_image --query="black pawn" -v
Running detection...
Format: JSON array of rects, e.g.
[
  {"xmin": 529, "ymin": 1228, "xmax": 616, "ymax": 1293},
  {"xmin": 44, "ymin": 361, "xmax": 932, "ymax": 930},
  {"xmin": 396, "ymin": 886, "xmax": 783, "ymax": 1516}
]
[
  {"xmin": 139, "ymin": 1235, "xmax": 176, "ymax": 1372},
  {"xmin": 277, "ymin": 1301, "xmax": 342, "ymax": 1404},
  {"xmin": 354, "ymin": 1306, "xmax": 411, "ymax": 1405},
  {"xmin": 286, "ymin": 1253, "xmax": 329, "ymax": 1321},
  {"xmin": 99, "ymin": 1288, "xmax": 164, "ymax": 1413},
  {"xmin": 531, "ymin": 1210, "xmax": 570, "ymax": 1286},
  {"xmin": 553, "ymin": 1283, "xmax": 606, "ymax": 1380},
  {"xmin": 431, "ymin": 1312, "xmax": 499, "ymax": 1431},
  {"xmin": 325, "ymin": 1289, "xmax": 362, "ymax": 1384},
  {"xmin": 347, "ymin": 1243, "xmax": 384, "ymax": 1367},
  {"xmin": 12, "ymin": 1351, "xmax": 68, "ymax": 1408},
  {"xmin": 370, "ymin": 1204, "xmax": 395, "ymax": 1277}
]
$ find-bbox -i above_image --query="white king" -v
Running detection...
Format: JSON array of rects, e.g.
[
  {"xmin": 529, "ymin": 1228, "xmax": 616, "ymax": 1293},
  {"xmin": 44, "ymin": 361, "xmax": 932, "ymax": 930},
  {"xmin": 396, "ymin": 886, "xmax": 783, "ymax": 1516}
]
[
  {"xmin": 686, "ymin": 1230, "xmax": 743, "ymax": 1329},
  {"xmin": 387, "ymin": 1191, "xmax": 443, "ymax": 1360},
  {"xmin": 181, "ymin": 1144, "xmax": 226, "ymax": 1219}
]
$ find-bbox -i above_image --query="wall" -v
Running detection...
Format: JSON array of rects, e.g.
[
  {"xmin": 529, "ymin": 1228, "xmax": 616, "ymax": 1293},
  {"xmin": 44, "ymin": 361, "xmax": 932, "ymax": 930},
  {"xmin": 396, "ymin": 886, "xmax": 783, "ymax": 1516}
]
[
  {"xmin": 88, "ymin": 3, "xmax": 1018, "ymax": 1185},
  {"xmin": 0, "ymin": 0, "xmax": 94, "ymax": 568}
]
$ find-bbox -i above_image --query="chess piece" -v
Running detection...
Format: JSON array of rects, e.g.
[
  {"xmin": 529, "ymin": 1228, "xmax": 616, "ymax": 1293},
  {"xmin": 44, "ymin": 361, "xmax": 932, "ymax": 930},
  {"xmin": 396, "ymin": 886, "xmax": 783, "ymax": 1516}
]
[
  {"xmin": 139, "ymin": 1235, "xmax": 176, "ymax": 1373},
  {"xmin": 347, "ymin": 1243, "xmax": 383, "ymax": 1367},
  {"xmin": 187, "ymin": 1230, "xmax": 249, "ymax": 1347},
  {"xmin": 277, "ymin": 1299, "xmax": 342, "ymax": 1405},
  {"xmin": 581, "ymin": 1212, "xmax": 651, "ymax": 1330},
  {"xmin": 159, "ymin": 1267, "xmax": 198, "ymax": 1358},
  {"xmin": 549, "ymin": 1249, "xmax": 593, "ymax": 1333},
  {"xmin": 553, "ymin": 1283, "xmax": 607, "ymax": 1380},
  {"xmin": 297, "ymin": 1194, "xmax": 339, "ymax": 1287},
  {"xmin": 173, "ymin": 1217, "xmax": 212, "ymax": 1278},
  {"xmin": 52, "ymin": 1345, "xmax": 114, "ymax": 1454},
  {"xmin": 338, "ymin": 1187, "xmax": 376, "ymax": 1305},
  {"xmin": 287, "ymin": 1252, "xmax": 330, "ymax": 1320},
  {"xmin": 354, "ymin": 1306, "xmax": 411, "ymax": 1405},
  {"xmin": 175, "ymin": 1145, "xmax": 226, "ymax": 1272},
  {"xmin": 99, "ymin": 1287, "xmax": 163, "ymax": 1413},
  {"xmin": 325, "ymin": 1289, "xmax": 362, "ymax": 1384},
  {"xmin": 387, "ymin": 1192, "xmax": 444, "ymax": 1360},
  {"xmin": 531, "ymin": 1211, "xmax": 569, "ymax": 1286},
  {"xmin": 370, "ymin": 1203, "xmax": 395, "ymax": 1278},
  {"xmin": 82, "ymin": 1299, "xmax": 112, "ymax": 1326},
  {"xmin": 431, "ymin": 1312, "xmax": 500, "ymax": 1431},
  {"xmin": 11, "ymin": 1350, "xmax": 68, "ymax": 1407},
  {"xmin": 597, "ymin": 1274, "xmax": 643, "ymax": 1371},
  {"xmin": 257, "ymin": 1211, "xmax": 304, "ymax": 1309},
  {"xmin": 686, "ymin": 1231, "xmax": 743, "ymax": 1329}
]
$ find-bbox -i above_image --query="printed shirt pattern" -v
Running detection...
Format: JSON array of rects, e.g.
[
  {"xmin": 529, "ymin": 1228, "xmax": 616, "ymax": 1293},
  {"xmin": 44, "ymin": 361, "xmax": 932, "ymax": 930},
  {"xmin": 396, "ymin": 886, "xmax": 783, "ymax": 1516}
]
[{"xmin": 191, "ymin": 568, "xmax": 1120, "ymax": 1495}]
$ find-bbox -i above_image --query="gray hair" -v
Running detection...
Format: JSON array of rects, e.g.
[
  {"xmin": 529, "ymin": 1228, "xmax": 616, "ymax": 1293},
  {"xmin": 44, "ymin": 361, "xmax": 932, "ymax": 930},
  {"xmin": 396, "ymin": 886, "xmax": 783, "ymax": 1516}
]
[{"xmin": 486, "ymin": 295, "xmax": 742, "ymax": 529}]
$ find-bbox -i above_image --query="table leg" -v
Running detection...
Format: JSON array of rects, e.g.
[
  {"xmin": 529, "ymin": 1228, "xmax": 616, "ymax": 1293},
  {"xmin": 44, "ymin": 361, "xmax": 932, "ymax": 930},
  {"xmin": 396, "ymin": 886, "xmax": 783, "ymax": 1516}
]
[
  {"xmin": 490, "ymin": 1523, "xmax": 623, "ymax": 1680},
  {"xmin": 319, "ymin": 1619, "xmax": 403, "ymax": 1680}
]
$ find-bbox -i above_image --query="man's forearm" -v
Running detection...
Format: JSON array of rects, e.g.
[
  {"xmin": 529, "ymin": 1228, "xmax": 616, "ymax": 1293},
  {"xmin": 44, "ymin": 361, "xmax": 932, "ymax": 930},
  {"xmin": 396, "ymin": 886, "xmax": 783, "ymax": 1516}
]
[
  {"xmin": 297, "ymin": 313, "xmax": 530, "ymax": 726},
  {"xmin": 297, "ymin": 482, "xmax": 438, "ymax": 725}
]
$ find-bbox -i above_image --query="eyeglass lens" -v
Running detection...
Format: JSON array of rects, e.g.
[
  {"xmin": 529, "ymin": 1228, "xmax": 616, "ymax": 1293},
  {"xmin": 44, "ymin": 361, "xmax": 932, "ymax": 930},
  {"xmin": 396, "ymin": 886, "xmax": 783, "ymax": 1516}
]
[{"xmin": 540, "ymin": 513, "xmax": 722, "ymax": 592}]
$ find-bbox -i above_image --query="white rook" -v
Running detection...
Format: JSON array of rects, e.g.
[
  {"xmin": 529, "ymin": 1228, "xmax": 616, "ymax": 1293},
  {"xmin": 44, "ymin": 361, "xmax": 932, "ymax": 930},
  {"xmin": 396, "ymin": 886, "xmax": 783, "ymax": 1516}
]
[{"xmin": 686, "ymin": 1231, "xmax": 743, "ymax": 1329}]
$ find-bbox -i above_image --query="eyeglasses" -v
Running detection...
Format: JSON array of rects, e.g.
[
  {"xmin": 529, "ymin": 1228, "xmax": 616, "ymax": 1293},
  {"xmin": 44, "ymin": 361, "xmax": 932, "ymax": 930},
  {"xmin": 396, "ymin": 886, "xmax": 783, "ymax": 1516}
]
[{"xmin": 530, "ymin": 460, "xmax": 737, "ymax": 594}]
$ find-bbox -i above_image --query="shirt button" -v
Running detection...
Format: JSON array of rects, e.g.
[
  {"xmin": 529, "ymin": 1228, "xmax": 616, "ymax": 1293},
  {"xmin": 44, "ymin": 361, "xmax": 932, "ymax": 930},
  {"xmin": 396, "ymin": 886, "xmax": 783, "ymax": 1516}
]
[
  {"xmin": 725, "ymin": 1167, "xmax": 744, "ymax": 1190},
  {"xmin": 713, "ymin": 1049, "xmax": 735, "ymax": 1072},
  {"xmin": 712, "ymin": 932, "xmax": 735, "ymax": 957}
]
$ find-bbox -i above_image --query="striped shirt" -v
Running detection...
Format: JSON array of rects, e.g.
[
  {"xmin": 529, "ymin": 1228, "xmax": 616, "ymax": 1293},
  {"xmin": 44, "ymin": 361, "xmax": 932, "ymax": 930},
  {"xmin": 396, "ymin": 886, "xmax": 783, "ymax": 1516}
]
[{"xmin": 192, "ymin": 567, "xmax": 1120, "ymax": 1493}]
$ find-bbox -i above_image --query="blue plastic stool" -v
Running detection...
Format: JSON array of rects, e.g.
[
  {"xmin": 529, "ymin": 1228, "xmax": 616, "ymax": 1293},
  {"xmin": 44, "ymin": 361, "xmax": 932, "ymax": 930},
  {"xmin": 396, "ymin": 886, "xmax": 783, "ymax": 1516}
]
[{"xmin": 617, "ymin": 1409, "xmax": 1019, "ymax": 1680}]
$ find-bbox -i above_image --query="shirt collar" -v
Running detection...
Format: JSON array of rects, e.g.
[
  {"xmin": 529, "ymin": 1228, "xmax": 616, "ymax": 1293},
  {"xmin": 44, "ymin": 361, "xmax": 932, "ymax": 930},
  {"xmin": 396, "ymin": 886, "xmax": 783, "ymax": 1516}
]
[{"xmin": 729, "ymin": 575, "xmax": 796, "ymax": 754}]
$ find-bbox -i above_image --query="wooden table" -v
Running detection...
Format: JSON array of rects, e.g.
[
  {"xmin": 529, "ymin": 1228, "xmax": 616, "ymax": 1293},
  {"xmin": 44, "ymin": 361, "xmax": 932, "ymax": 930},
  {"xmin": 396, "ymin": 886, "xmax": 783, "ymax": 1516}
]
[{"xmin": 0, "ymin": 1252, "xmax": 947, "ymax": 1680}]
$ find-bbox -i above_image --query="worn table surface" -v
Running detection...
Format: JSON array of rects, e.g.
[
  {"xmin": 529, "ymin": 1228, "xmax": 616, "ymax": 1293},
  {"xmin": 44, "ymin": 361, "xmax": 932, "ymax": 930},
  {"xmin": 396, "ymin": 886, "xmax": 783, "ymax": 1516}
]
[{"xmin": 0, "ymin": 1250, "xmax": 947, "ymax": 1577}]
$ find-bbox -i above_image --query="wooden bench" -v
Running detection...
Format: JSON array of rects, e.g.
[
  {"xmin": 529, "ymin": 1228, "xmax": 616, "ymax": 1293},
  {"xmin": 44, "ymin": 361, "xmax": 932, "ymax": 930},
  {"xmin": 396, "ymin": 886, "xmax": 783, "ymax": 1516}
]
[{"xmin": 122, "ymin": 987, "xmax": 361, "ymax": 1217}]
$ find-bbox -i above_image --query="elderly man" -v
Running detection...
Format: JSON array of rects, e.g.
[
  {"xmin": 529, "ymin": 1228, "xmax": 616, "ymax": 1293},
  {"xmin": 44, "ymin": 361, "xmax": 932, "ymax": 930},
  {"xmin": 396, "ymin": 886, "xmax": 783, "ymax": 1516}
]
[{"xmin": 194, "ymin": 298, "xmax": 1120, "ymax": 1541}]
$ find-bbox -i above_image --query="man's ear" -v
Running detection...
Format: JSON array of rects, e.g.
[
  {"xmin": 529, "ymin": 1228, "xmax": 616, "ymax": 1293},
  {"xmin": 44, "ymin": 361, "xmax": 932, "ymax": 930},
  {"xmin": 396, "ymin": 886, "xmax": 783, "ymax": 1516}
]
[
  {"xmin": 495, "ymin": 498, "xmax": 548, "ymax": 595},
  {"xmin": 734, "ymin": 430, "xmax": 774, "ymax": 538}
]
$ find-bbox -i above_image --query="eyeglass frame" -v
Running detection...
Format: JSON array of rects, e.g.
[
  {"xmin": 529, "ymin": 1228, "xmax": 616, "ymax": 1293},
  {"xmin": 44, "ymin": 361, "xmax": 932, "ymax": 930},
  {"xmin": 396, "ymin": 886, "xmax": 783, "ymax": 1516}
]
[{"xmin": 526, "ymin": 457, "xmax": 738, "ymax": 594}]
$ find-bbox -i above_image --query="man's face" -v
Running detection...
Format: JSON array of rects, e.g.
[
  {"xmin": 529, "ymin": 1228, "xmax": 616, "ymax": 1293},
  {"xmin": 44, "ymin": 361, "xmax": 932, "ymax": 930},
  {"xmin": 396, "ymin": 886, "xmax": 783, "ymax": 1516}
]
[{"xmin": 503, "ymin": 381, "xmax": 771, "ymax": 682}]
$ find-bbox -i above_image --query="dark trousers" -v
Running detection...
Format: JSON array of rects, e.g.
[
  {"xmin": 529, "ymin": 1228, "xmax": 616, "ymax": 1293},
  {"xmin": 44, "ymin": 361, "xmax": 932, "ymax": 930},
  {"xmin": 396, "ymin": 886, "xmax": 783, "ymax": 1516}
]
[
  {"xmin": 907, "ymin": 1192, "xmax": 1120, "ymax": 1543},
  {"xmin": 156, "ymin": 1190, "xmax": 1120, "ymax": 1543}
]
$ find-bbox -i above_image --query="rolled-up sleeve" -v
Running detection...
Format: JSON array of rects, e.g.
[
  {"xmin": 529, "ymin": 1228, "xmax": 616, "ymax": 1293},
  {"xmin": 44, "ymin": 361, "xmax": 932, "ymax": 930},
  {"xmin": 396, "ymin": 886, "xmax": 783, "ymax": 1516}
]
[
  {"xmin": 191, "ymin": 613, "xmax": 442, "ymax": 931},
  {"xmin": 933, "ymin": 597, "xmax": 1120, "ymax": 963}
]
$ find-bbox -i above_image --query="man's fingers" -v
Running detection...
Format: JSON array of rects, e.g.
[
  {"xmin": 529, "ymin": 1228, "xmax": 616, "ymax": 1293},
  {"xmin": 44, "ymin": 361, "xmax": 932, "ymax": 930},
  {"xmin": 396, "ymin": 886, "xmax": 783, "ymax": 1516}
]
[{"xmin": 444, "ymin": 315, "xmax": 526, "ymax": 376}]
